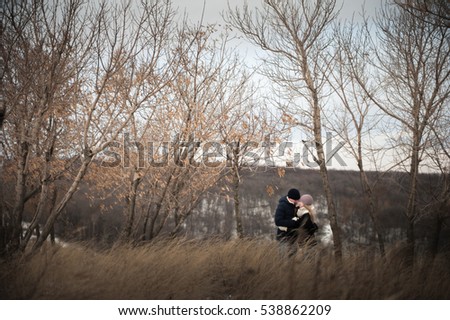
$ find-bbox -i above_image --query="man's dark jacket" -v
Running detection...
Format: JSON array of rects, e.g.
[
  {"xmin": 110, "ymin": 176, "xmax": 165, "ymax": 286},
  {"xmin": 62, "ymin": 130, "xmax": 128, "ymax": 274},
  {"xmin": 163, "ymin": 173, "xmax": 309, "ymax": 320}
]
[{"xmin": 274, "ymin": 196, "xmax": 300, "ymax": 241}]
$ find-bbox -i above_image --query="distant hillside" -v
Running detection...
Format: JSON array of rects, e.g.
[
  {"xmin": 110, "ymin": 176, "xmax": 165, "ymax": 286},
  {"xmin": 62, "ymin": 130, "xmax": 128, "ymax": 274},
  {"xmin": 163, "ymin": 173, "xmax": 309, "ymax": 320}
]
[
  {"xmin": 16, "ymin": 166, "xmax": 449, "ymax": 253},
  {"xmin": 184, "ymin": 167, "xmax": 448, "ymax": 251}
]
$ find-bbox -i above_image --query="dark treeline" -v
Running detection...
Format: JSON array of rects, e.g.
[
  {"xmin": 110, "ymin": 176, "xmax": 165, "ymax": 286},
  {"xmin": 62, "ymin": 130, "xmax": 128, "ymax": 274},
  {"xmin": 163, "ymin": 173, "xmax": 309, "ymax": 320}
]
[{"xmin": 16, "ymin": 167, "xmax": 449, "ymax": 254}]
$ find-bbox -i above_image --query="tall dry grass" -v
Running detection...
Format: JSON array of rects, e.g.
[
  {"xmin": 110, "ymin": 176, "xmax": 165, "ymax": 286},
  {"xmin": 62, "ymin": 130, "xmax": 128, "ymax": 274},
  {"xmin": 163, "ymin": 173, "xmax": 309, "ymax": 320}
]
[{"xmin": 1, "ymin": 239, "xmax": 449, "ymax": 299}]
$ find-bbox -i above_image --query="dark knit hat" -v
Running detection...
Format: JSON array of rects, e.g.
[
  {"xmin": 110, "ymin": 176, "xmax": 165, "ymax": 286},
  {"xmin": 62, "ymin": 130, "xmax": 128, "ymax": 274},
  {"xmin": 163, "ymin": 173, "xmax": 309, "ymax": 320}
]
[
  {"xmin": 300, "ymin": 194, "xmax": 313, "ymax": 206},
  {"xmin": 287, "ymin": 188, "xmax": 301, "ymax": 200}
]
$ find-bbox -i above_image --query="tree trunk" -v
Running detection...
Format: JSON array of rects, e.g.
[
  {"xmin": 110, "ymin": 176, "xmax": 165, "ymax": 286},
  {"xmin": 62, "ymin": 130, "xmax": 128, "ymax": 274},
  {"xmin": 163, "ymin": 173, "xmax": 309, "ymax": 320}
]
[
  {"xmin": 307, "ymin": 73, "xmax": 343, "ymax": 261},
  {"xmin": 0, "ymin": 106, "xmax": 5, "ymax": 256},
  {"xmin": 430, "ymin": 214, "xmax": 442, "ymax": 261},
  {"xmin": 232, "ymin": 143, "xmax": 244, "ymax": 239},
  {"xmin": 121, "ymin": 171, "xmax": 142, "ymax": 241},
  {"xmin": 11, "ymin": 139, "xmax": 29, "ymax": 253},
  {"xmin": 20, "ymin": 142, "xmax": 55, "ymax": 251},
  {"xmin": 295, "ymin": 33, "xmax": 343, "ymax": 261},
  {"xmin": 170, "ymin": 209, "xmax": 191, "ymax": 237},
  {"xmin": 33, "ymin": 156, "xmax": 92, "ymax": 251},
  {"xmin": 405, "ymin": 134, "xmax": 421, "ymax": 263},
  {"xmin": 317, "ymin": 159, "xmax": 343, "ymax": 261},
  {"xmin": 147, "ymin": 171, "xmax": 174, "ymax": 240},
  {"xmin": 360, "ymin": 170, "xmax": 385, "ymax": 257},
  {"xmin": 141, "ymin": 201, "xmax": 152, "ymax": 241},
  {"xmin": 405, "ymin": 217, "xmax": 415, "ymax": 264},
  {"xmin": 233, "ymin": 163, "xmax": 243, "ymax": 239},
  {"xmin": 20, "ymin": 180, "xmax": 50, "ymax": 251}
]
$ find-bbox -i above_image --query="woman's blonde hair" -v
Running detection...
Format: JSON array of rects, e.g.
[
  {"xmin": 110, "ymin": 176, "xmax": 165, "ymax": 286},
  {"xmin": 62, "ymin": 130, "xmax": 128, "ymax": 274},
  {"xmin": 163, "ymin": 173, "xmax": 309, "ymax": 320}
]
[{"xmin": 301, "ymin": 204, "xmax": 316, "ymax": 223}]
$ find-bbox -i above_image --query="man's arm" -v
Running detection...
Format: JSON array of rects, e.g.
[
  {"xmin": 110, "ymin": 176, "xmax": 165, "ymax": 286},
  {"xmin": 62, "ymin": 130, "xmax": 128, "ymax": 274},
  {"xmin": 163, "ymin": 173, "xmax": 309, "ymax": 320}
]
[{"xmin": 275, "ymin": 204, "xmax": 300, "ymax": 229}]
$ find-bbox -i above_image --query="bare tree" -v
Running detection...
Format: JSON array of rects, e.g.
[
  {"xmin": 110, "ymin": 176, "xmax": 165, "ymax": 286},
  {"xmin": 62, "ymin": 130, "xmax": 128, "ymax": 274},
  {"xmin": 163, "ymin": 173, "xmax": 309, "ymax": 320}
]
[
  {"xmin": 226, "ymin": 0, "xmax": 343, "ymax": 259},
  {"xmin": 350, "ymin": 1, "xmax": 449, "ymax": 260},
  {"xmin": 421, "ymin": 88, "xmax": 450, "ymax": 260},
  {"xmin": 1, "ymin": 0, "xmax": 183, "ymax": 253},
  {"xmin": 108, "ymin": 0, "xmax": 178, "ymax": 242},
  {"xmin": 2, "ymin": 0, "xmax": 89, "ymax": 253},
  {"xmin": 328, "ymin": 18, "xmax": 386, "ymax": 257},
  {"xmin": 31, "ymin": 0, "xmax": 181, "ymax": 251},
  {"xmin": 137, "ymin": 23, "xmax": 257, "ymax": 241},
  {"xmin": 219, "ymin": 101, "xmax": 280, "ymax": 238},
  {"xmin": 0, "ymin": 0, "xmax": 6, "ymax": 254},
  {"xmin": 395, "ymin": 0, "xmax": 450, "ymax": 27}
]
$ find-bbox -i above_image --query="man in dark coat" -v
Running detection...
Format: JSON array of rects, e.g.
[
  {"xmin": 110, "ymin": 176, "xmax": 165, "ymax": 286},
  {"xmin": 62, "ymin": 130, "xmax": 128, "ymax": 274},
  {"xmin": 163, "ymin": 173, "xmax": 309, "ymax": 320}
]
[{"xmin": 274, "ymin": 188, "xmax": 302, "ymax": 246}]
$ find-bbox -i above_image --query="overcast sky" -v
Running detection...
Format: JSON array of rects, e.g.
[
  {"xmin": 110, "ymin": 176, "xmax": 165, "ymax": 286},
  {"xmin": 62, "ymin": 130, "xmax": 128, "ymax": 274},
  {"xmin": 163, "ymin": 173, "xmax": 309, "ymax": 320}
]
[
  {"xmin": 171, "ymin": 0, "xmax": 381, "ymax": 24},
  {"xmin": 169, "ymin": 0, "xmax": 387, "ymax": 171},
  {"xmin": 170, "ymin": 0, "xmax": 382, "ymax": 70}
]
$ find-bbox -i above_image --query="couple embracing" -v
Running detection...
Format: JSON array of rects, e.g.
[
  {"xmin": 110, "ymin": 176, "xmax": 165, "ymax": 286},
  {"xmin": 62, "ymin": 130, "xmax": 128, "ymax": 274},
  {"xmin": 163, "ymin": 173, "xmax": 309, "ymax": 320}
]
[{"xmin": 275, "ymin": 188, "xmax": 318, "ymax": 253}]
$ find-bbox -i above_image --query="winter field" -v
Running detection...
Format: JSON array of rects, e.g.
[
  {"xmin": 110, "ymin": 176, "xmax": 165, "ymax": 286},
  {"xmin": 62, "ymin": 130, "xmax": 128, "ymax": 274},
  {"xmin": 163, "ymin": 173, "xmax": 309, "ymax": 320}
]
[
  {"xmin": 2, "ymin": 239, "xmax": 449, "ymax": 300},
  {"xmin": 1, "ymin": 0, "xmax": 449, "ymax": 305}
]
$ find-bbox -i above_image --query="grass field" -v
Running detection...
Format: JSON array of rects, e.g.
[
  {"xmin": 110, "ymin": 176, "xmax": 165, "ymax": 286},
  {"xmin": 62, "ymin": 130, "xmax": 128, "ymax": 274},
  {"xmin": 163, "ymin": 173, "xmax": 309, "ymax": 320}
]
[{"xmin": 1, "ymin": 239, "xmax": 449, "ymax": 299}]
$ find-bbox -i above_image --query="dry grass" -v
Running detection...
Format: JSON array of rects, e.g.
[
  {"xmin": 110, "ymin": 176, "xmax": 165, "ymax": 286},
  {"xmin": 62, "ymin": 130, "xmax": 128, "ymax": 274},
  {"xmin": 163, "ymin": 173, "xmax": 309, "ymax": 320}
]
[{"xmin": 1, "ymin": 239, "xmax": 449, "ymax": 299}]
